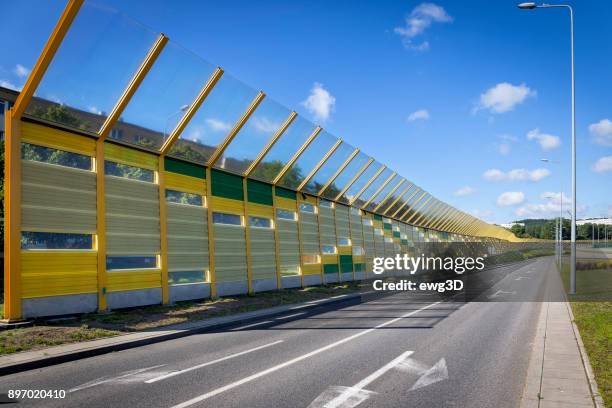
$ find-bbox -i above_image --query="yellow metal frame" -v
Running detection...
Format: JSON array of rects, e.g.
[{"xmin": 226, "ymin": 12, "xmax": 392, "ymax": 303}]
[
  {"xmin": 382, "ymin": 184, "xmax": 412, "ymax": 216},
  {"xmin": 160, "ymin": 67, "xmax": 224, "ymax": 155},
  {"xmin": 99, "ymin": 34, "xmax": 169, "ymax": 139},
  {"xmin": 12, "ymin": 0, "xmax": 84, "ymax": 119},
  {"xmin": 429, "ymin": 203, "xmax": 449, "ymax": 229},
  {"xmin": 434, "ymin": 207, "xmax": 454, "ymax": 230},
  {"xmin": 348, "ymin": 164, "xmax": 386, "ymax": 206},
  {"xmin": 317, "ymin": 148, "xmax": 359, "ymax": 196},
  {"xmin": 205, "ymin": 167, "xmax": 217, "ymax": 297},
  {"xmin": 157, "ymin": 159, "xmax": 169, "ymax": 303},
  {"xmin": 271, "ymin": 186, "xmax": 283, "ymax": 289},
  {"xmin": 244, "ymin": 111, "xmax": 297, "ymax": 177},
  {"xmin": 242, "ymin": 178, "xmax": 254, "ymax": 294},
  {"xmin": 405, "ymin": 196, "xmax": 432, "ymax": 224},
  {"xmin": 412, "ymin": 199, "xmax": 438, "ymax": 226},
  {"xmin": 421, "ymin": 202, "xmax": 444, "ymax": 228},
  {"xmin": 399, "ymin": 191, "xmax": 427, "ymax": 221},
  {"xmin": 273, "ymin": 126, "xmax": 322, "ymax": 184},
  {"xmin": 208, "ymin": 91, "xmax": 266, "ymax": 167},
  {"xmin": 392, "ymin": 187, "xmax": 420, "ymax": 219},
  {"xmin": 439, "ymin": 209, "xmax": 459, "ymax": 231},
  {"xmin": 334, "ymin": 158, "xmax": 374, "ymax": 201},
  {"xmin": 359, "ymin": 171, "xmax": 396, "ymax": 209},
  {"xmin": 296, "ymin": 139, "xmax": 342, "ymax": 191},
  {"xmin": 373, "ymin": 179, "xmax": 407, "ymax": 213},
  {"xmin": 429, "ymin": 206, "xmax": 451, "ymax": 230}
]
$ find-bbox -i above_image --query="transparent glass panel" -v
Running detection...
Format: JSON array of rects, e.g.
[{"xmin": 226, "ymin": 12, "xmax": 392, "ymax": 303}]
[
  {"xmin": 249, "ymin": 216, "xmax": 273, "ymax": 228},
  {"xmin": 212, "ymin": 212, "xmax": 242, "ymax": 226},
  {"xmin": 166, "ymin": 189, "xmax": 203, "ymax": 206},
  {"xmin": 109, "ymin": 41, "xmax": 216, "ymax": 150},
  {"xmin": 276, "ymin": 209, "xmax": 297, "ymax": 221},
  {"xmin": 105, "ymin": 161, "xmax": 154, "ymax": 182},
  {"xmin": 21, "ymin": 232, "xmax": 93, "ymax": 250},
  {"xmin": 277, "ymin": 130, "xmax": 337, "ymax": 190},
  {"xmin": 319, "ymin": 200, "xmax": 334, "ymax": 208},
  {"xmin": 107, "ymin": 255, "xmax": 158, "ymax": 271},
  {"xmin": 169, "ymin": 73, "xmax": 258, "ymax": 164},
  {"xmin": 302, "ymin": 142, "xmax": 355, "ymax": 195},
  {"xmin": 402, "ymin": 191, "xmax": 425, "ymax": 221},
  {"xmin": 338, "ymin": 161, "xmax": 383, "ymax": 204},
  {"xmin": 22, "ymin": 143, "xmax": 92, "ymax": 171},
  {"xmin": 322, "ymin": 245, "xmax": 336, "ymax": 254},
  {"xmin": 299, "ymin": 203, "xmax": 316, "ymax": 213},
  {"xmin": 169, "ymin": 270, "xmax": 206, "ymax": 284},
  {"xmin": 25, "ymin": 2, "xmax": 159, "ymax": 133},
  {"xmin": 352, "ymin": 167, "xmax": 393, "ymax": 208},
  {"xmin": 365, "ymin": 176, "xmax": 402, "ymax": 212},
  {"xmin": 385, "ymin": 185, "xmax": 416, "ymax": 217},
  {"xmin": 216, "ymin": 98, "xmax": 292, "ymax": 174},
  {"xmin": 249, "ymin": 116, "xmax": 317, "ymax": 183}
]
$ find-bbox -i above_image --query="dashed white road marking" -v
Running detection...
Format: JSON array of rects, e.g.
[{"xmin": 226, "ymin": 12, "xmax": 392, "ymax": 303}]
[
  {"xmin": 145, "ymin": 340, "xmax": 283, "ymax": 384},
  {"xmin": 230, "ymin": 320, "xmax": 273, "ymax": 331},
  {"xmin": 276, "ymin": 312, "xmax": 306, "ymax": 320}
]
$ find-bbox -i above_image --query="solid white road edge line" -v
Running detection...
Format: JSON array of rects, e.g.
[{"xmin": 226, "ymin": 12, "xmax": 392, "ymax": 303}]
[
  {"xmin": 229, "ymin": 321, "xmax": 273, "ymax": 331},
  {"xmin": 276, "ymin": 312, "xmax": 306, "ymax": 320},
  {"xmin": 145, "ymin": 340, "xmax": 284, "ymax": 384},
  {"xmin": 170, "ymin": 300, "xmax": 442, "ymax": 408}
]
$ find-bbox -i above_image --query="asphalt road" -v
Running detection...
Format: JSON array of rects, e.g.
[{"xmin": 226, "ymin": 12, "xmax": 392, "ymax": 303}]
[{"xmin": 1, "ymin": 257, "xmax": 561, "ymax": 408}]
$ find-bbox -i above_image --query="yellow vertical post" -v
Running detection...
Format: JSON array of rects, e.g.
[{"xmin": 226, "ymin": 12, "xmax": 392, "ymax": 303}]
[
  {"xmin": 95, "ymin": 140, "xmax": 107, "ymax": 311},
  {"xmin": 243, "ymin": 178, "xmax": 254, "ymax": 294},
  {"xmin": 205, "ymin": 167, "xmax": 217, "ymax": 298},
  {"xmin": 3, "ymin": 113, "xmax": 22, "ymax": 321},
  {"xmin": 158, "ymin": 159, "xmax": 169, "ymax": 303},
  {"xmin": 271, "ymin": 186, "xmax": 282, "ymax": 290},
  {"xmin": 295, "ymin": 196, "xmax": 305, "ymax": 288},
  {"xmin": 316, "ymin": 198, "xmax": 325, "ymax": 283}
]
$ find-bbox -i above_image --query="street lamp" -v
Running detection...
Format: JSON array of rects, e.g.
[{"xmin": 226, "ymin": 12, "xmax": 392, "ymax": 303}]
[
  {"xmin": 519, "ymin": 2, "xmax": 577, "ymax": 294},
  {"xmin": 541, "ymin": 158, "xmax": 563, "ymax": 266}
]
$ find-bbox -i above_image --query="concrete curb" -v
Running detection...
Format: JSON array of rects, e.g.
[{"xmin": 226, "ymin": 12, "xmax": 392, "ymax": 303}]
[
  {"xmin": 565, "ymin": 301, "xmax": 605, "ymax": 408},
  {"xmin": 0, "ymin": 292, "xmax": 366, "ymax": 377}
]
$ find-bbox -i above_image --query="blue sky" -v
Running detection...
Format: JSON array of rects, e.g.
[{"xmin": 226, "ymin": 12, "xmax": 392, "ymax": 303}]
[{"xmin": 2, "ymin": 0, "xmax": 611, "ymax": 224}]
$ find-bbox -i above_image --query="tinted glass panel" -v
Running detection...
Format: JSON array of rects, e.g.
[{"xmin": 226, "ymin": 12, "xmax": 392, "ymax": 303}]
[
  {"xmin": 249, "ymin": 116, "xmax": 317, "ymax": 183},
  {"xmin": 339, "ymin": 162, "xmax": 384, "ymax": 204},
  {"xmin": 322, "ymin": 245, "xmax": 336, "ymax": 254},
  {"xmin": 169, "ymin": 73, "xmax": 258, "ymax": 164},
  {"xmin": 22, "ymin": 143, "xmax": 92, "ymax": 170},
  {"xmin": 365, "ymin": 177, "xmax": 403, "ymax": 212},
  {"xmin": 166, "ymin": 189, "xmax": 203, "ymax": 206},
  {"xmin": 276, "ymin": 209, "xmax": 296, "ymax": 221},
  {"xmin": 25, "ymin": 2, "xmax": 158, "ymax": 133},
  {"xmin": 212, "ymin": 212, "xmax": 242, "ymax": 225},
  {"xmin": 249, "ymin": 216, "xmax": 272, "ymax": 228},
  {"xmin": 321, "ymin": 152, "xmax": 370, "ymax": 201},
  {"xmin": 110, "ymin": 41, "xmax": 216, "ymax": 150},
  {"xmin": 21, "ymin": 232, "xmax": 93, "ymax": 250},
  {"xmin": 302, "ymin": 142, "xmax": 355, "ymax": 195},
  {"xmin": 105, "ymin": 161, "xmax": 154, "ymax": 182},
  {"xmin": 278, "ymin": 130, "xmax": 337, "ymax": 190},
  {"xmin": 216, "ymin": 98, "xmax": 291, "ymax": 174},
  {"xmin": 353, "ymin": 167, "xmax": 392, "ymax": 208},
  {"xmin": 299, "ymin": 203, "xmax": 316, "ymax": 213},
  {"xmin": 169, "ymin": 270, "xmax": 206, "ymax": 284},
  {"xmin": 107, "ymin": 256, "xmax": 158, "ymax": 270}
]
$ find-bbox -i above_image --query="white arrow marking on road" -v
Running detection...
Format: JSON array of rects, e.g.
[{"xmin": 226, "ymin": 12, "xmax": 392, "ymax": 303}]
[
  {"xmin": 145, "ymin": 340, "xmax": 283, "ymax": 383},
  {"xmin": 515, "ymin": 276, "xmax": 531, "ymax": 280},
  {"xmin": 308, "ymin": 351, "xmax": 415, "ymax": 408},
  {"xmin": 487, "ymin": 290, "xmax": 517, "ymax": 299},
  {"xmin": 408, "ymin": 358, "xmax": 448, "ymax": 391},
  {"xmin": 70, "ymin": 365, "xmax": 166, "ymax": 392}
]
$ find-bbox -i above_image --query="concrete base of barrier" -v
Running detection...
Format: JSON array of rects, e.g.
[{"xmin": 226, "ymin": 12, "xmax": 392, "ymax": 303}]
[
  {"xmin": 354, "ymin": 271, "xmax": 365, "ymax": 281},
  {"xmin": 324, "ymin": 274, "xmax": 339, "ymax": 284},
  {"xmin": 22, "ymin": 294, "xmax": 98, "ymax": 319},
  {"xmin": 169, "ymin": 283, "xmax": 211, "ymax": 303},
  {"xmin": 216, "ymin": 281, "xmax": 248, "ymax": 297},
  {"xmin": 108, "ymin": 288, "xmax": 162, "ymax": 310},
  {"xmin": 252, "ymin": 278, "xmax": 277, "ymax": 293},
  {"xmin": 341, "ymin": 272, "xmax": 354, "ymax": 282},
  {"xmin": 303, "ymin": 274, "xmax": 322, "ymax": 286},
  {"xmin": 281, "ymin": 275, "xmax": 301, "ymax": 289}
]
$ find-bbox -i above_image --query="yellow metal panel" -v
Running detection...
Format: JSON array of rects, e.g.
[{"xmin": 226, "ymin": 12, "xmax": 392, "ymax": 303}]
[
  {"xmin": 104, "ymin": 142, "xmax": 158, "ymax": 170},
  {"xmin": 322, "ymin": 254, "xmax": 339, "ymax": 264},
  {"xmin": 21, "ymin": 121, "xmax": 95, "ymax": 156},
  {"xmin": 299, "ymin": 194, "xmax": 318, "ymax": 205},
  {"xmin": 21, "ymin": 251, "xmax": 97, "ymax": 298},
  {"xmin": 164, "ymin": 172, "xmax": 206, "ymax": 195},
  {"xmin": 301, "ymin": 263, "xmax": 321, "ymax": 275},
  {"xmin": 211, "ymin": 196, "xmax": 245, "ymax": 215},
  {"xmin": 275, "ymin": 197, "xmax": 297, "ymax": 211},
  {"xmin": 338, "ymin": 246, "xmax": 352, "ymax": 255},
  {"xmin": 247, "ymin": 203, "xmax": 274, "ymax": 218},
  {"xmin": 106, "ymin": 270, "xmax": 162, "ymax": 292}
]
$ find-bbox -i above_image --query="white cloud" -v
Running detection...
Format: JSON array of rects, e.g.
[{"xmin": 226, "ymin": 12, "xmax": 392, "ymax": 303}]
[
  {"xmin": 540, "ymin": 191, "xmax": 570, "ymax": 205},
  {"xmin": 205, "ymin": 118, "xmax": 232, "ymax": 133},
  {"xmin": 301, "ymin": 82, "xmax": 335, "ymax": 123},
  {"xmin": 497, "ymin": 191, "xmax": 525, "ymax": 207},
  {"xmin": 483, "ymin": 168, "xmax": 550, "ymax": 182},
  {"xmin": 407, "ymin": 109, "xmax": 430, "ymax": 122},
  {"xmin": 526, "ymin": 128, "xmax": 561, "ymax": 151},
  {"xmin": 453, "ymin": 186, "xmax": 475, "ymax": 196},
  {"xmin": 588, "ymin": 119, "xmax": 612, "ymax": 146},
  {"xmin": 393, "ymin": 2, "xmax": 452, "ymax": 50},
  {"xmin": 250, "ymin": 116, "xmax": 282, "ymax": 133},
  {"xmin": 87, "ymin": 106, "xmax": 102, "ymax": 115},
  {"xmin": 516, "ymin": 196, "xmax": 586, "ymax": 218},
  {"xmin": 592, "ymin": 156, "xmax": 612, "ymax": 173},
  {"xmin": 0, "ymin": 79, "xmax": 18, "ymax": 90},
  {"xmin": 496, "ymin": 134, "xmax": 517, "ymax": 155},
  {"xmin": 13, "ymin": 64, "xmax": 30, "ymax": 78},
  {"xmin": 474, "ymin": 82, "xmax": 536, "ymax": 114}
]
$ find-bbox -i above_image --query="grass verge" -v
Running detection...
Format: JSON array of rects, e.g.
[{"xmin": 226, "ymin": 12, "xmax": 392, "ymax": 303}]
[{"xmin": 0, "ymin": 282, "xmax": 365, "ymax": 356}]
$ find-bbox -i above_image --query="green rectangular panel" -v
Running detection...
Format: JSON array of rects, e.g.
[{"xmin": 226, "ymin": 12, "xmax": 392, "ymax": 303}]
[
  {"xmin": 211, "ymin": 169, "xmax": 243, "ymax": 200},
  {"xmin": 393, "ymin": 231, "xmax": 401, "ymax": 238},
  {"xmin": 373, "ymin": 214, "xmax": 383, "ymax": 221},
  {"xmin": 401, "ymin": 239, "xmax": 408, "ymax": 245},
  {"xmin": 339, "ymin": 254, "xmax": 353, "ymax": 264},
  {"xmin": 164, "ymin": 157, "xmax": 206, "ymax": 179},
  {"xmin": 383, "ymin": 224, "xmax": 392, "ymax": 230},
  {"xmin": 340, "ymin": 263, "xmax": 353, "ymax": 273},
  {"xmin": 247, "ymin": 179, "xmax": 273, "ymax": 206},
  {"xmin": 323, "ymin": 264, "xmax": 339, "ymax": 274},
  {"xmin": 354, "ymin": 263, "xmax": 365, "ymax": 272},
  {"xmin": 275, "ymin": 187, "xmax": 297, "ymax": 200}
]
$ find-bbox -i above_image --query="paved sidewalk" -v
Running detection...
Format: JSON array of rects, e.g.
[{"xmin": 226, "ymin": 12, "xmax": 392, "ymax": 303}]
[{"xmin": 521, "ymin": 301, "xmax": 604, "ymax": 408}]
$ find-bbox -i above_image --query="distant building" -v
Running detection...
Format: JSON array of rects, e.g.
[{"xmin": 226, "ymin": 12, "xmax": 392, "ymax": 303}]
[
  {"xmin": 501, "ymin": 222, "xmax": 525, "ymax": 229},
  {"xmin": 576, "ymin": 217, "xmax": 612, "ymax": 226}
]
